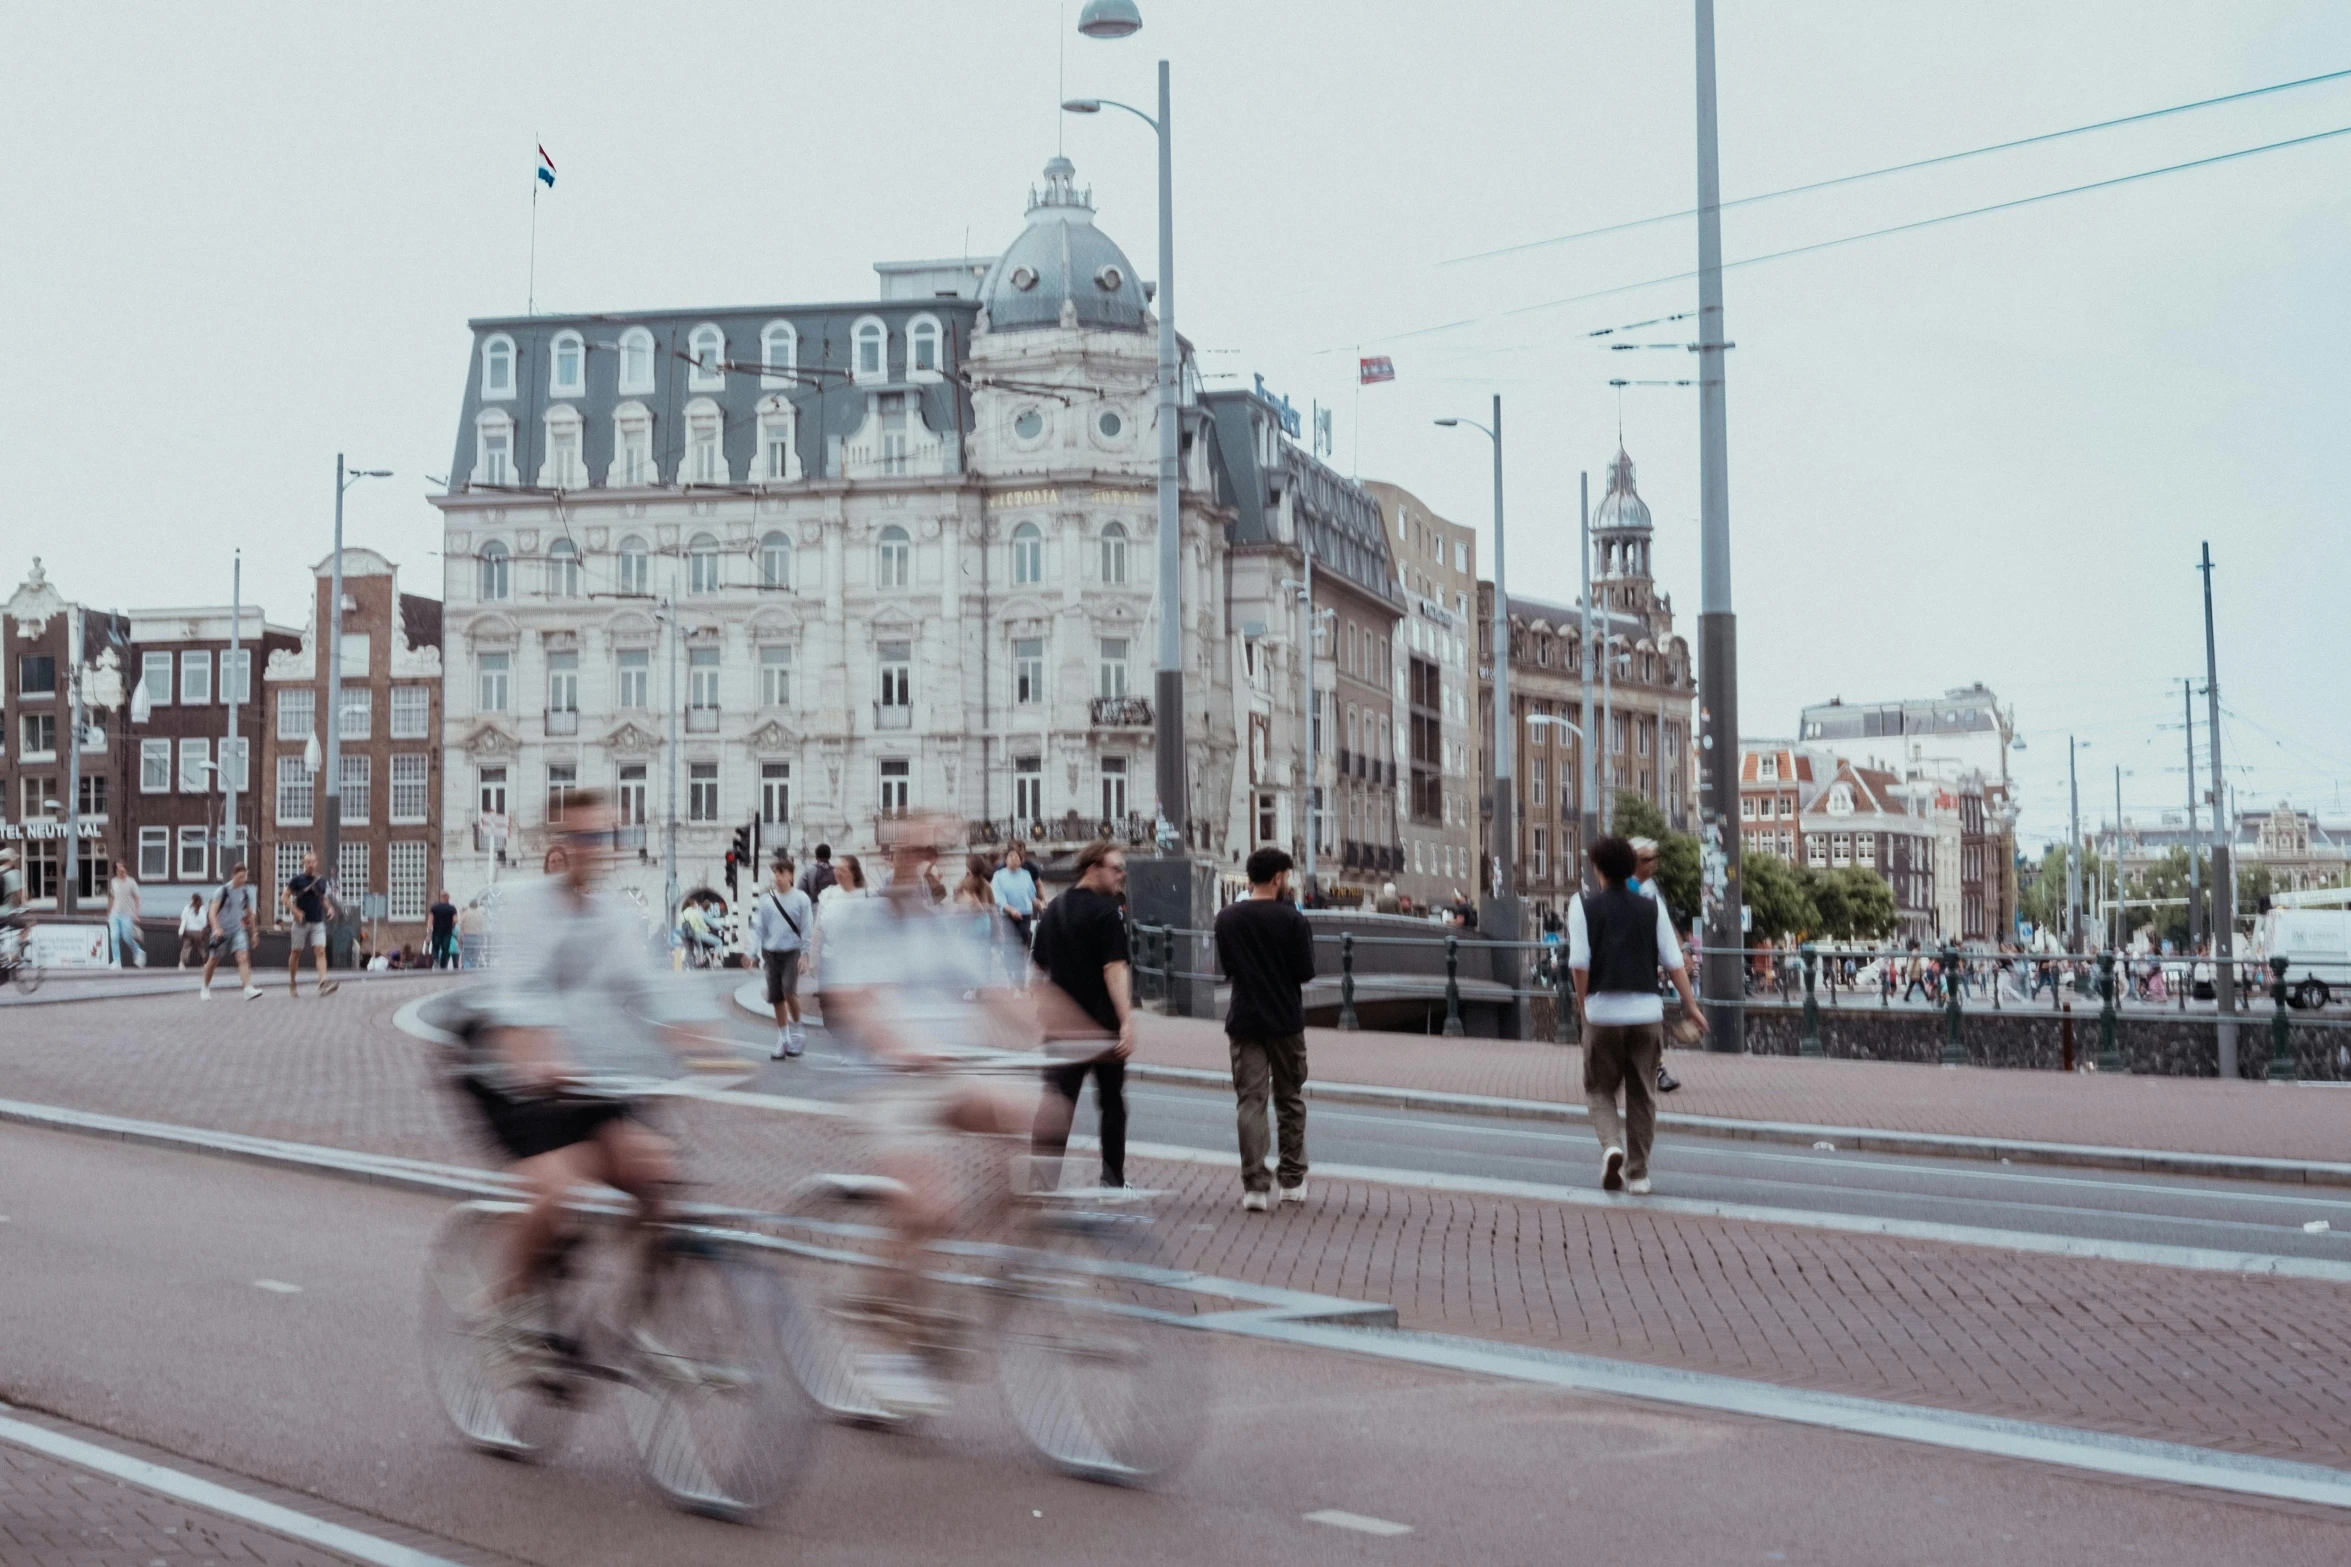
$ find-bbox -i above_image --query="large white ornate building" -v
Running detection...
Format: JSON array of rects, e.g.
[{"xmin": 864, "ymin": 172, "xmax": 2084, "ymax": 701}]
[{"xmin": 431, "ymin": 157, "xmax": 1321, "ymax": 911}]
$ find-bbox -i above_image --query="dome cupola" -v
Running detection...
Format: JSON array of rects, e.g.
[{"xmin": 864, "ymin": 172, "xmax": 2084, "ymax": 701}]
[
  {"xmin": 978, "ymin": 157, "xmax": 1151, "ymax": 334},
  {"xmin": 1592, "ymin": 445, "xmax": 1653, "ymax": 580}
]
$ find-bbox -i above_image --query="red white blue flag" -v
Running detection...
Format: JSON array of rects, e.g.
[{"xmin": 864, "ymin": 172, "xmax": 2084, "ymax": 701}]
[
  {"xmin": 536, "ymin": 145, "xmax": 557, "ymax": 189},
  {"xmin": 1359, "ymin": 355, "xmax": 1396, "ymax": 384}
]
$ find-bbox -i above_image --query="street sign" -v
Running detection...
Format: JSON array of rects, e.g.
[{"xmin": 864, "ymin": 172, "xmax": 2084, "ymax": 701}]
[
  {"xmin": 1741, "ymin": 903, "xmax": 1752, "ymax": 933},
  {"xmin": 363, "ymin": 893, "xmax": 388, "ymax": 922}
]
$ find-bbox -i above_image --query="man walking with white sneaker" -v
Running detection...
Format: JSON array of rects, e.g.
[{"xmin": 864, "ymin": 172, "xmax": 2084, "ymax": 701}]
[
  {"xmin": 752, "ymin": 853, "xmax": 813, "ymax": 1059},
  {"xmin": 1569, "ymin": 836, "xmax": 1706, "ymax": 1195},
  {"xmin": 1215, "ymin": 847, "xmax": 1317, "ymax": 1212}
]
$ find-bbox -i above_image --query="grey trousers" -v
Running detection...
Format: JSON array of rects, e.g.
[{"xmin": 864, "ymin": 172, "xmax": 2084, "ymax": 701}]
[
  {"xmin": 1230, "ymin": 1032, "xmax": 1308, "ymax": 1193},
  {"xmin": 1583, "ymin": 1020, "xmax": 1664, "ymax": 1180}
]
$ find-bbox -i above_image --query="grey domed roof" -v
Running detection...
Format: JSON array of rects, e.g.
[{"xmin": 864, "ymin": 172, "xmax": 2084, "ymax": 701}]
[
  {"xmin": 978, "ymin": 157, "xmax": 1150, "ymax": 334},
  {"xmin": 1592, "ymin": 446, "xmax": 1652, "ymax": 533}
]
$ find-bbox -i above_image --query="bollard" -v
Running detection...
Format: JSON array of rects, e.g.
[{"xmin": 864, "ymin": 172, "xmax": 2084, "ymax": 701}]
[
  {"xmin": 2096, "ymin": 949, "xmax": 2123, "ymax": 1074},
  {"xmin": 1442, "ymin": 933, "xmax": 1465, "ymax": 1037},
  {"xmin": 1552, "ymin": 948, "xmax": 1574, "ymax": 1045},
  {"xmin": 1939, "ymin": 941, "xmax": 1965, "ymax": 1067},
  {"xmin": 1798, "ymin": 944, "xmax": 1823, "ymax": 1057},
  {"xmin": 2269, "ymin": 954, "xmax": 2296, "ymax": 1083},
  {"xmin": 1339, "ymin": 932, "xmax": 1360, "ymax": 1032}
]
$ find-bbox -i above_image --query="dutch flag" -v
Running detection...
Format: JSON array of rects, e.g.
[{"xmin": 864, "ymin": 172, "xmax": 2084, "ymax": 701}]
[{"xmin": 536, "ymin": 144, "xmax": 556, "ymax": 189}]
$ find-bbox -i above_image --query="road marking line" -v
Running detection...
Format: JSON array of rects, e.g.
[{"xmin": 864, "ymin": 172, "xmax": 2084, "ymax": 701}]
[
  {"xmin": 0, "ymin": 1411, "xmax": 468, "ymax": 1567},
  {"xmin": 1305, "ymin": 1508, "xmax": 1414, "ymax": 1536},
  {"xmin": 1237, "ymin": 1321, "xmax": 2351, "ymax": 1512},
  {"xmin": 251, "ymin": 1279, "xmax": 303, "ymax": 1294}
]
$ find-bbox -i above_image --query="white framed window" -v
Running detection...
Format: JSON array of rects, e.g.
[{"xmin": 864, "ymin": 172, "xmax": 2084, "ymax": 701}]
[
  {"xmin": 178, "ymin": 737, "xmax": 209, "ymax": 793},
  {"xmin": 546, "ymin": 536, "xmax": 581, "ymax": 597},
  {"xmin": 759, "ymin": 530, "xmax": 791, "ymax": 589},
  {"xmin": 388, "ymin": 841, "xmax": 428, "ymax": 923},
  {"xmin": 339, "ymin": 631, "xmax": 371, "ymax": 679},
  {"xmin": 220, "ymin": 736, "xmax": 248, "ymax": 794},
  {"xmin": 688, "ymin": 323, "xmax": 726, "ymax": 390},
  {"xmin": 688, "ymin": 646, "xmax": 720, "ymax": 712},
  {"xmin": 140, "ymin": 738, "xmax": 171, "ymax": 792},
  {"xmin": 390, "ymin": 685, "xmax": 429, "ymax": 739},
  {"xmin": 684, "ymin": 398, "xmax": 727, "ymax": 483},
  {"xmin": 759, "ymin": 645, "xmax": 792, "ymax": 707},
  {"xmin": 338, "ymin": 685, "xmax": 371, "ymax": 740},
  {"xmin": 478, "ymin": 651, "xmax": 509, "ymax": 712},
  {"xmin": 688, "ymin": 761, "xmax": 719, "ymax": 822},
  {"xmin": 1759, "ymin": 753, "xmax": 1779, "ymax": 782},
  {"xmin": 478, "ymin": 540, "xmax": 511, "ymax": 600},
  {"xmin": 611, "ymin": 403, "xmax": 655, "ymax": 486},
  {"xmin": 757, "ymin": 398, "xmax": 797, "ymax": 482},
  {"xmin": 549, "ymin": 329, "xmax": 586, "ymax": 396},
  {"xmin": 617, "ymin": 327, "xmax": 655, "ymax": 394},
  {"xmin": 546, "ymin": 649, "xmax": 578, "ymax": 720},
  {"xmin": 876, "ymin": 525, "xmax": 910, "ymax": 588},
  {"xmin": 220, "ymin": 648, "xmax": 251, "ymax": 706},
  {"xmin": 1014, "ymin": 755, "xmax": 1043, "ymax": 822},
  {"xmin": 688, "ymin": 532, "xmax": 722, "ymax": 594},
  {"xmin": 391, "ymin": 753, "xmax": 429, "ymax": 822},
  {"xmin": 272, "ymin": 839, "xmax": 309, "ymax": 897},
  {"xmin": 477, "ymin": 766, "xmax": 508, "ymax": 820},
  {"xmin": 906, "ymin": 314, "xmax": 942, "ymax": 380},
  {"xmin": 1099, "ymin": 522, "xmax": 1128, "ymax": 584},
  {"xmin": 480, "ymin": 333, "xmax": 516, "ymax": 399},
  {"xmin": 474, "ymin": 412, "xmax": 514, "ymax": 487},
  {"xmin": 1013, "ymin": 638, "xmax": 1043, "ymax": 706},
  {"xmin": 541, "ymin": 408, "xmax": 585, "ymax": 489},
  {"xmin": 1011, "ymin": 522, "xmax": 1042, "ymax": 585},
  {"xmin": 1100, "ymin": 757, "xmax": 1128, "ymax": 821},
  {"xmin": 276, "ymin": 686, "xmax": 313, "ymax": 741},
  {"xmin": 760, "ymin": 321, "xmax": 797, "ymax": 386},
  {"xmin": 1831, "ymin": 832, "xmax": 1850, "ymax": 866},
  {"xmin": 616, "ymin": 535, "xmax": 650, "ymax": 595},
  {"xmin": 877, "ymin": 641, "xmax": 911, "ymax": 722},
  {"xmin": 1858, "ymin": 833, "xmax": 1878, "ymax": 866},
  {"xmin": 276, "ymin": 755, "xmax": 313, "ymax": 824},
  {"xmin": 1098, "ymin": 638, "xmax": 1129, "ymax": 700},
  {"xmin": 138, "ymin": 826, "xmax": 169, "ymax": 881},
  {"xmin": 177, "ymin": 825, "xmax": 208, "ymax": 882},
  {"xmin": 340, "ymin": 754, "xmax": 371, "ymax": 825},
  {"xmin": 761, "ymin": 762, "xmax": 791, "ymax": 825},
  {"xmin": 852, "ymin": 316, "xmax": 887, "ymax": 383},
  {"xmin": 179, "ymin": 650, "xmax": 211, "ymax": 705},
  {"xmin": 139, "ymin": 650, "xmax": 173, "ymax": 707},
  {"xmin": 1532, "ymin": 828, "xmax": 1547, "ymax": 880},
  {"xmin": 337, "ymin": 841, "xmax": 370, "ymax": 903},
  {"xmin": 878, "ymin": 758, "xmax": 910, "ymax": 816},
  {"xmin": 617, "ymin": 648, "xmax": 649, "ymax": 708},
  {"xmin": 617, "ymin": 764, "xmax": 647, "ymax": 827}
]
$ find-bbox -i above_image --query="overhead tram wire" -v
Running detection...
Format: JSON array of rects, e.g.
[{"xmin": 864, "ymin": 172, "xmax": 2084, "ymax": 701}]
[
  {"xmin": 1441, "ymin": 63, "xmax": 2351, "ymax": 267},
  {"xmin": 1358, "ymin": 120, "xmax": 2351, "ymax": 348}
]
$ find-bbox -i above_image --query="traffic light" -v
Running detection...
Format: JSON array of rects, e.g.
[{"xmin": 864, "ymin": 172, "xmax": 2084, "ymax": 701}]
[{"xmin": 727, "ymin": 824, "xmax": 752, "ymax": 895}]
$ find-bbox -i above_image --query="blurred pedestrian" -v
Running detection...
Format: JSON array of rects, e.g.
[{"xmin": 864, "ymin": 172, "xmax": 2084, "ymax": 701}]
[
  {"xmin": 428, "ymin": 890, "xmax": 459, "ymax": 969},
  {"xmin": 176, "ymin": 893, "xmax": 207, "ymax": 968},
  {"xmin": 1216, "ymin": 847, "xmax": 1317, "ymax": 1212},
  {"xmin": 991, "ymin": 841, "xmax": 1039, "ymax": 955},
  {"xmin": 282, "ymin": 851, "xmax": 340, "ymax": 998},
  {"xmin": 456, "ymin": 899, "xmax": 488, "ymax": 969},
  {"xmin": 108, "ymin": 863, "xmax": 142, "ymax": 968},
  {"xmin": 200, "ymin": 861, "xmax": 264, "ymax": 1002},
  {"xmin": 1029, "ymin": 841, "xmax": 1134, "ymax": 1190},
  {"xmin": 1901, "ymin": 939, "xmax": 1931, "ymax": 1003},
  {"xmin": 1376, "ymin": 881, "xmax": 1401, "ymax": 914},
  {"xmin": 799, "ymin": 843, "xmax": 838, "ymax": 901},
  {"xmin": 1570, "ymin": 836, "xmax": 1706, "ymax": 1194},
  {"xmin": 952, "ymin": 853, "xmax": 994, "ymax": 913},
  {"xmin": 1627, "ymin": 837, "xmax": 1681, "ymax": 1094},
  {"xmin": 752, "ymin": 853, "xmax": 813, "ymax": 1059}
]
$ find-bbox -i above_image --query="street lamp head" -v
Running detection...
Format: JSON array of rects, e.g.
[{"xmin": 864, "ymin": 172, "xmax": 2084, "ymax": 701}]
[
  {"xmin": 356, "ymin": 469, "xmax": 392, "ymax": 479},
  {"xmin": 1433, "ymin": 418, "xmax": 1460, "ymax": 427},
  {"xmin": 1077, "ymin": 0, "xmax": 1143, "ymax": 38},
  {"xmin": 1060, "ymin": 97, "xmax": 1103, "ymax": 114}
]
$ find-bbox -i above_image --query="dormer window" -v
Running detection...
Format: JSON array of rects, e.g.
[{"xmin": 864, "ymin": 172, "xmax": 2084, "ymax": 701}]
[
  {"xmin": 761, "ymin": 321, "xmax": 797, "ymax": 387},
  {"xmin": 853, "ymin": 317, "xmax": 887, "ymax": 384},
  {"xmin": 757, "ymin": 395, "xmax": 797, "ymax": 482},
  {"xmin": 683, "ymin": 398, "xmax": 728, "ymax": 483},
  {"xmin": 550, "ymin": 330, "xmax": 585, "ymax": 396},
  {"xmin": 1759, "ymin": 754, "xmax": 1779, "ymax": 782},
  {"xmin": 688, "ymin": 324, "xmax": 726, "ymax": 390},
  {"xmin": 907, "ymin": 315, "xmax": 942, "ymax": 380},
  {"xmin": 617, "ymin": 327, "xmax": 655, "ymax": 394},
  {"xmin": 473, "ymin": 410, "xmax": 515, "ymax": 487},
  {"xmin": 480, "ymin": 334, "xmax": 516, "ymax": 400},
  {"xmin": 540, "ymin": 407, "xmax": 585, "ymax": 489},
  {"xmin": 610, "ymin": 402, "xmax": 654, "ymax": 486}
]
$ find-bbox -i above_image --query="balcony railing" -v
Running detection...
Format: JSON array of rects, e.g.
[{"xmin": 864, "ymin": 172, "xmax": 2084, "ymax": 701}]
[
  {"xmin": 686, "ymin": 705, "xmax": 720, "ymax": 734},
  {"xmin": 1090, "ymin": 695, "xmax": 1153, "ymax": 727},
  {"xmin": 969, "ymin": 812, "xmax": 1154, "ymax": 849},
  {"xmin": 874, "ymin": 702, "xmax": 912, "ymax": 730},
  {"xmin": 546, "ymin": 707, "xmax": 579, "ymax": 736}
]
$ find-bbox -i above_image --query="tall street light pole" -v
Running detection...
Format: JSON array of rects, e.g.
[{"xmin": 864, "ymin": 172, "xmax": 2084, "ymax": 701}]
[
  {"xmin": 2067, "ymin": 736, "xmax": 2084, "ymax": 951},
  {"xmin": 323, "ymin": 455, "xmax": 390, "ymax": 958},
  {"xmin": 2181, "ymin": 676, "xmax": 2202, "ymax": 949},
  {"xmin": 2200, "ymin": 541, "xmax": 2236, "ymax": 1076},
  {"xmin": 1579, "ymin": 471, "xmax": 1597, "ymax": 880},
  {"xmin": 1436, "ymin": 398, "xmax": 1511, "ymax": 911},
  {"xmin": 1694, "ymin": 0, "xmax": 1743, "ymax": 1051}
]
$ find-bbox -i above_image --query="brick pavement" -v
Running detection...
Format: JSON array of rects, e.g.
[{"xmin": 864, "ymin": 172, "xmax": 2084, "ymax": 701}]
[
  {"xmin": 8, "ymin": 987, "xmax": 2351, "ymax": 1472},
  {"xmin": 0, "ymin": 1441, "xmax": 352, "ymax": 1566},
  {"xmin": 1129, "ymin": 1013, "xmax": 2351, "ymax": 1161}
]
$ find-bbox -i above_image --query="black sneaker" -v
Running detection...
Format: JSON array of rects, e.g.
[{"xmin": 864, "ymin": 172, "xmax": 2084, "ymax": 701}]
[{"xmin": 1656, "ymin": 1064, "xmax": 1682, "ymax": 1094}]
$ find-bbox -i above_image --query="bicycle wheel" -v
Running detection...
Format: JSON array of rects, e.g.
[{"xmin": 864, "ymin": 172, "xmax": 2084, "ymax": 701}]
[
  {"xmin": 10, "ymin": 955, "xmax": 41, "ymax": 995},
  {"xmin": 621, "ymin": 1236, "xmax": 814, "ymax": 1521},
  {"xmin": 418, "ymin": 1202, "xmax": 579, "ymax": 1460},
  {"xmin": 995, "ymin": 1203, "xmax": 1208, "ymax": 1485},
  {"xmin": 768, "ymin": 1176, "xmax": 909, "ymax": 1425}
]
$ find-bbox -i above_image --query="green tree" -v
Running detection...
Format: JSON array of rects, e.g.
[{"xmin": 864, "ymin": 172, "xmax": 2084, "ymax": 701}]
[
  {"xmin": 1827, "ymin": 865, "xmax": 1898, "ymax": 940},
  {"xmin": 2125, "ymin": 846, "xmax": 2197, "ymax": 949},
  {"xmin": 1609, "ymin": 791, "xmax": 1699, "ymax": 928},
  {"xmin": 1742, "ymin": 851, "xmax": 1819, "ymax": 943}
]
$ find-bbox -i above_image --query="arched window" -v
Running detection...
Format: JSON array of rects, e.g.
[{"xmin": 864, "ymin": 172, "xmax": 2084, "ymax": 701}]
[
  {"xmin": 610, "ymin": 401, "xmax": 654, "ymax": 486},
  {"xmin": 478, "ymin": 540, "xmax": 510, "ymax": 601},
  {"xmin": 688, "ymin": 532, "xmax": 721, "ymax": 595},
  {"xmin": 760, "ymin": 321, "xmax": 797, "ymax": 387},
  {"xmin": 547, "ymin": 537, "xmax": 581, "ymax": 597},
  {"xmin": 550, "ymin": 330, "xmax": 585, "ymax": 396},
  {"xmin": 682, "ymin": 397, "xmax": 728, "ymax": 484},
  {"xmin": 540, "ymin": 407, "xmax": 585, "ymax": 489},
  {"xmin": 1099, "ymin": 521, "xmax": 1128, "ymax": 585},
  {"xmin": 876, "ymin": 524, "xmax": 910, "ymax": 589},
  {"xmin": 852, "ymin": 317, "xmax": 887, "ymax": 383},
  {"xmin": 907, "ymin": 314, "xmax": 942, "ymax": 380},
  {"xmin": 1011, "ymin": 522, "xmax": 1042, "ymax": 585},
  {"xmin": 688, "ymin": 324, "xmax": 726, "ymax": 390},
  {"xmin": 617, "ymin": 327, "xmax": 656, "ymax": 394},
  {"xmin": 472, "ymin": 410, "xmax": 514, "ymax": 487},
  {"xmin": 616, "ymin": 536, "xmax": 650, "ymax": 596},
  {"xmin": 759, "ymin": 530, "xmax": 792, "ymax": 590},
  {"xmin": 480, "ymin": 334, "xmax": 515, "ymax": 400},
  {"xmin": 756, "ymin": 394, "xmax": 796, "ymax": 482}
]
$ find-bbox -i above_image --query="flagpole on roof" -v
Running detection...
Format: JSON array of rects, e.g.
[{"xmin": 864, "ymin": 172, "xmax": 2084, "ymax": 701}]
[{"xmin": 528, "ymin": 134, "xmax": 540, "ymax": 316}]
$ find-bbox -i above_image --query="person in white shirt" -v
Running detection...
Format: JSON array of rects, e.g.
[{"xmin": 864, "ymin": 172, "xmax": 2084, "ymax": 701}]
[
  {"xmin": 177, "ymin": 895, "xmax": 209, "ymax": 968},
  {"xmin": 108, "ymin": 867, "xmax": 142, "ymax": 969},
  {"xmin": 1626, "ymin": 837, "xmax": 1682, "ymax": 1095},
  {"xmin": 1568, "ymin": 836, "xmax": 1706, "ymax": 1194},
  {"xmin": 750, "ymin": 853, "xmax": 814, "ymax": 1059}
]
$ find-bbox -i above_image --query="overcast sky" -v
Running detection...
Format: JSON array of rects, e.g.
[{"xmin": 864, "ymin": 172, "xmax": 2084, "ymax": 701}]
[{"xmin": 5, "ymin": 1, "xmax": 2344, "ymax": 845}]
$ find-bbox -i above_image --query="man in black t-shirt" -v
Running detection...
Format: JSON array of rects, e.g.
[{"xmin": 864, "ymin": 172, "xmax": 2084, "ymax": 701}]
[
  {"xmin": 427, "ymin": 891, "xmax": 459, "ymax": 969},
  {"xmin": 1028, "ymin": 840, "xmax": 1133, "ymax": 1189},
  {"xmin": 1214, "ymin": 847, "xmax": 1318, "ymax": 1211},
  {"xmin": 281, "ymin": 853, "xmax": 339, "ymax": 998}
]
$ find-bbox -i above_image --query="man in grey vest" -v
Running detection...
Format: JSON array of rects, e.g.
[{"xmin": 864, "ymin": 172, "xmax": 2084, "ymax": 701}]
[{"xmin": 1569, "ymin": 835, "xmax": 1706, "ymax": 1193}]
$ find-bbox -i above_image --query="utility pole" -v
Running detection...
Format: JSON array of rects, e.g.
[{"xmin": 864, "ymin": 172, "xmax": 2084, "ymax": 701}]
[
  {"xmin": 2183, "ymin": 676, "xmax": 2201, "ymax": 949},
  {"xmin": 2201, "ymin": 541, "xmax": 2236, "ymax": 1076},
  {"xmin": 1578, "ymin": 471, "xmax": 1596, "ymax": 880},
  {"xmin": 2113, "ymin": 764, "xmax": 2124, "ymax": 952},
  {"xmin": 62, "ymin": 609, "xmax": 84, "ymax": 918},
  {"xmin": 664, "ymin": 590, "xmax": 681, "ymax": 924},
  {"xmin": 1694, "ymin": 0, "xmax": 1744, "ymax": 1051},
  {"xmin": 1299, "ymin": 542, "xmax": 1317, "ymax": 897},
  {"xmin": 226, "ymin": 553, "xmax": 242, "ymax": 879},
  {"xmin": 324, "ymin": 454, "xmax": 348, "ymax": 931},
  {"xmin": 1600, "ymin": 621, "xmax": 1615, "ymax": 833},
  {"xmin": 1486, "ymin": 394, "xmax": 1513, "ymax": 905},
  {"xmin": 2067, "ymin": 736, "xmax": 2082, "ymax": 950}
]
